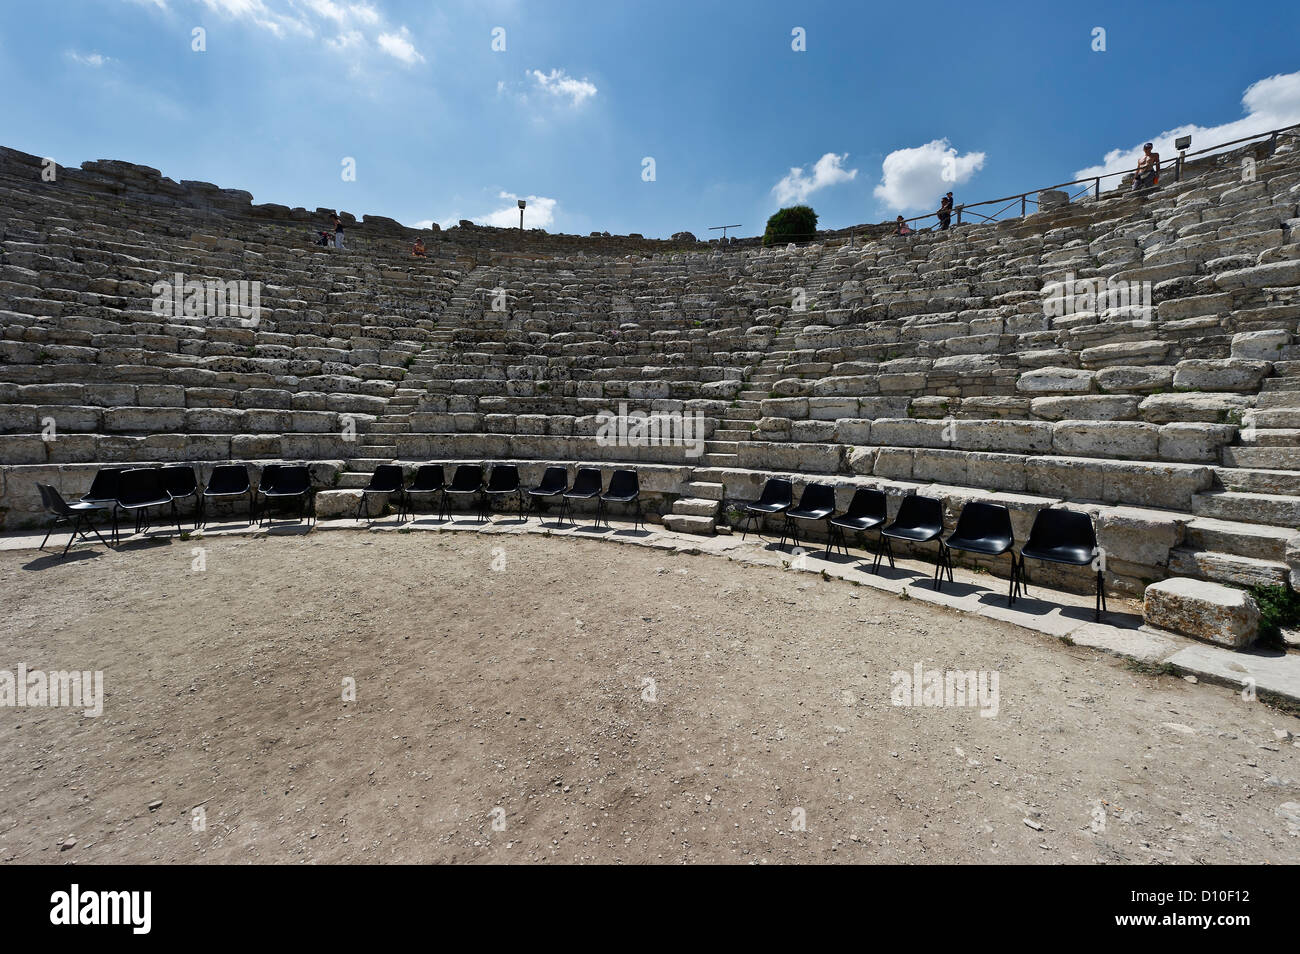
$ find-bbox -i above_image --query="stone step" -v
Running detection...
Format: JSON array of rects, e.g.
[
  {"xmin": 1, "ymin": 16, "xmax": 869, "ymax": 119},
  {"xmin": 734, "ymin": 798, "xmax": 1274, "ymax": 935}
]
[
  {"xmin": 672, "ymin": 497, "xmax": 721, "ymax": 517},
  {"xmin": 1192, "ymin": 490, "xmax": 1300, "ymax": 526},
  {"xmin": 1214, "ymin": 466, "xmax": 1300, "ymax": 495},
  {"xmin": 712, "ymin": 428, "xmax": 752, "ymax": 441},
  {"xmin": 1167, "ymin": 546, "xmax": 1290, "ymax": 588},
  {"xmin": 1262, "ymin": 377, "xmax": 1300, "ymax": 391},
  {"xmin": 662, "ymin": 513, "xmax": 716, "ymax": 535},
  {"xmin": 704, "ymin": 440, "xmax": 738, "ymax": 453},
  {"xmin": 1248, "ymin": 408, "xmax": 1300, "ymax": 428},
  {"xmin": 345, "ymin": 458, "xmax": 391, "ymax": 470},
  {"xmin": 1220, "ymin": 446, "xmax": 1300, "ymax": 470},
  {"xmin": 684, "ymin": 480, "xmax": 724, "ymax": 500},
  {"xmin": 336, "ymin": 472, "xmax": 373, "ymax": 489},
  {"xmin": 1238, "ymin": 428, "xmax": 1300, "ymax": 447},
  {"xmin": 367, "ymin": 422, "xmax": 410, "ymax": 433},
  {"xmin": 701, "ymin": 453, "xmax": 739, "ymax": 466},
  {"xmin": 1184, "ymin": 516, "xmax": 1298, "ymax": 562},
  {"xmin": 1255, "ymin": 391, "xmax": 1300, "ymax": 408},
  {"xmin": 737, "ymin": 390, "xmax": 768, "ymax": 400}
]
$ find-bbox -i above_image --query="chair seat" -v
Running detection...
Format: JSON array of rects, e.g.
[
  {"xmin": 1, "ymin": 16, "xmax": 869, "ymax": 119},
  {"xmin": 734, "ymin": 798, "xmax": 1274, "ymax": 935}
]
[
  {"xmin": 947, "ymin": 534, "xmax": 1013, "ymax": 557},
  {"xmin": 745, "ymin": 502, "xmax": 788, "ymax": 514},
  {"xmin": 119, "ymin": 495, "xmax": 171, "ymax": 509},
  {"xmin": 263, "ymin": 488, "xmax": 307, "ymax": 497},
  {"xmin": 565, "ymin": 490, "xmax": 599, "ymax": 499},
  {"xmin": 789, "ymin": 506, "xmax": 832, "ymax": 520},
  {"xmin": 830, "ymin": 515, "xmax": 882, "ymax": 532},
  {"xmin": 67, "ymin": 500, "xmax": 107, "ymax": 513},
  {"xmin": 529, "ymin": 487, "xmax": 563, "ymax": 497},
  {"xmin": 602, "ymin": 492, "xmax": 637, "ymax": 502},
  {"xmin": 882, "ymin": 524, "xmax": 941, "ymax": 543},
  {"xmin": 1022, "ymin": 543, "xmax": 1095, "ymax": 566}
]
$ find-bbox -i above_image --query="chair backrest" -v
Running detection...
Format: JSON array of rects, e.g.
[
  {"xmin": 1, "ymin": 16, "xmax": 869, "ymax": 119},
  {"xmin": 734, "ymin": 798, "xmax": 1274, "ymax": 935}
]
[
  {"xmin": 571, "ymin": 468, "xmax": 602, "ymax": 495},
  {"xmin": 845, "ymin": 488, "xmax": 887, "ymax": 521},
  {"xmin": 36, "ymin": 483, "xmax": 56, "ymax": 516},
  {"xmin": 758, "ymin": 478, "xmax": 793, "ymax": 508},
  {"xmin": 207, "ymin": 464, "xmax": 250, "ymax": 495},
  {"xmin": 450, "ymin": 464, "xmax": 483, "ymax": 491},
  {"xmin": 486, "ymin": 465, "xmax": 520, "ymax": 492},
  {"xmin": 1025, "ymin": 508, "xmax": 1096, "ymax": 551},
  {"xmin": 893, "ymin": 494, "xmax": 944, "ymax": 532},
  {"xmin": 41, "ymin": 484, "xmax": 81, "ymax": 518},
  {"xmin": 116, "ymin": 468, "xmax": 168, "ymax": 507},
  {"xmin": 368, "ymin": 465, "xmax": 404, "ymax": 493},
  {"xmin": 410, "ymin": 464, "xmax": 445, "ymax": 491},
  {"xmin": 536, "ymin": 466, "xmax": 568, "ymax": 493},
  {"xmin": 269, "ymin": 465, "xmax": 311, "ymax": 495},
  {"xmin": 259, "ymin": 463, "xmax": 282, "ymax": 494},
  {"xmin": 796, "ymin": 482, "xmax": 834, "ymax": 512},
  {"xmin": 607, "ymin": 469, "xmax": 638, "ymax": 497},
  {"xmin": 82, "ymin": 467, "xmax": 123, "ymax": 502},
  {"xmin": 953, "ymin": 501, "xmax": 1014, "ymax": 545},
  {"xmin": 159, "ymin": 465, "xmax": 198, "ymax": 497}
]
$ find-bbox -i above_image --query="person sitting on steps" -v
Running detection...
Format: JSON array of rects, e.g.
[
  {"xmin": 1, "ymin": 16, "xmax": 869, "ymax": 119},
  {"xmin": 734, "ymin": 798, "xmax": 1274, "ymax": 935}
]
[
  {"xmin": 1134, "ymin": 142, "xmax": 1160, "ymax": 190},
  {"xmin": 894, "ymin": 215, "xmax": 913, "ymax": 236},
  {"xmin": 412, "ymin": 237, "xmax": 427, "ymax": 257}
]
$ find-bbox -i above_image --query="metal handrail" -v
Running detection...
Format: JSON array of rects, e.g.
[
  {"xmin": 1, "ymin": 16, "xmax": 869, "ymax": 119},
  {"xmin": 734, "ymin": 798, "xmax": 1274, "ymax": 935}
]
[{"xmin": 888, "ymin": 120, "xmax": 1300, "ymax": 230}]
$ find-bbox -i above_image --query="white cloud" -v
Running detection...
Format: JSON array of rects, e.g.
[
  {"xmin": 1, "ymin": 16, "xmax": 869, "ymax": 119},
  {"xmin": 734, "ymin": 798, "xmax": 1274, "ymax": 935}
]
[
  {"xmin": 873, "ymin": 139, "xmax": 985, "ymax": 211},
  {"xmin": 528, "ymin": 69, "xmax": 597, "ymax": 107},
  {"xmin": 376, "ymin": 27, "xmax": 423, "ymax": 65},
  {"xmin": 433, "ymin": 192, "xmax": 559, "ymax": 230},
  {"xmin": 1075, "ymin": 70, "xmax": 1300, "ymax": 183},
  {"xmin": 772, "ymin": 152, "xmax": 858, "ymax": 205},
  {"xmin": 67, "ymin": 51, "xmax": 113, "ymax": 68},
  {"xmin": 122, "ymin": 0, "xmax": 168, "ymax": 9},
  {"xmin": 326, "ymin": 30, "xmax": 363, "ymax": 51}
]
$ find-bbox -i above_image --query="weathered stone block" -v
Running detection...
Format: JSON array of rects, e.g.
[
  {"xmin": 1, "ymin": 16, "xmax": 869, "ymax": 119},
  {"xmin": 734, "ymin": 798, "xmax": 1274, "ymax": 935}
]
[{"xmin": 1144, "ymin": 578, "xmax": 1260, "ymax": 648}]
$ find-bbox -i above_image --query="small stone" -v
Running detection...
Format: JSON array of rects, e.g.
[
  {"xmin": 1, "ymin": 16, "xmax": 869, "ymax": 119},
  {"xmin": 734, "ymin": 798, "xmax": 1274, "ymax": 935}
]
[
  {"xmin": 61, "ymin": 838, "xmax": 76, "ymax": 851},
  {"xmin": 148, "ymin": 799, "xmax": 163, "ymax": 811},
  {"xmin": 1023, "ymin": 819, "xmax": 1043, "ymax": 831}
]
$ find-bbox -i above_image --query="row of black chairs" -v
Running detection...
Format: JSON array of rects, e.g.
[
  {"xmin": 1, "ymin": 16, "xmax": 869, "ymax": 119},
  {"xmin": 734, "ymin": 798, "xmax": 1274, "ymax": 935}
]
[
  {"xmin": 741, "ymin": 479, "xmax": 1106, "ymax": 620},
  {"xmin": 359, "ymin": 464, "xmax": 644, "ymax": 530},
  {"xmin": 37, "ymin": 463, "xmax": 316, "ymax": 556}
]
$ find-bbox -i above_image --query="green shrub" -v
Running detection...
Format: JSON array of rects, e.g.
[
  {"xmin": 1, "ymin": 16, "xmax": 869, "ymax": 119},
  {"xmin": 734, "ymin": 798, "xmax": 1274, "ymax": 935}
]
[
  {"xmin": 763, "ymin": 205, "xmax": 818, "ymax": 246},
  {"xmin": 1248, "ymin": 584, "xmax": 1300, "ymax": 645}
]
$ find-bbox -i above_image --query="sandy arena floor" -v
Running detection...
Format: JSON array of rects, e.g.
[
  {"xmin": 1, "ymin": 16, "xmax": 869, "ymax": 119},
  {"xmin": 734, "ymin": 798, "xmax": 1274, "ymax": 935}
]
[{"xmin": 0, "ymin": 529, "xmax": 1297, "ymax": 864}]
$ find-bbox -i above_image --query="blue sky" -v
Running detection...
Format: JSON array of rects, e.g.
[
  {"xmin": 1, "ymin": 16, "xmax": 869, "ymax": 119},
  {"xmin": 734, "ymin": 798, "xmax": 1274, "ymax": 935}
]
[{"xmin": 2, "ymin": 0, "xmax": 1298, "ymax": 238}]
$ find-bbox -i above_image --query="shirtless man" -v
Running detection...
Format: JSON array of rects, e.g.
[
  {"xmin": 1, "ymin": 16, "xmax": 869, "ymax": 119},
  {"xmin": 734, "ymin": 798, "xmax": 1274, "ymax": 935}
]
[{"xmin": 1134, "ymin": 142, "xmax": 1160, "ymax": 190}]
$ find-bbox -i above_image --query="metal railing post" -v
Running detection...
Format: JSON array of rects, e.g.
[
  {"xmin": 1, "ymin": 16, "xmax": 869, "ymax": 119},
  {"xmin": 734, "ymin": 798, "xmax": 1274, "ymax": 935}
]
[
  {"xmin": 1094, "ymin": 177, "xmax": 1100, "ymax": 199},
  {"xmin": 1021, "ymin": 195, "xmax": 1027, "ymax": 217}
]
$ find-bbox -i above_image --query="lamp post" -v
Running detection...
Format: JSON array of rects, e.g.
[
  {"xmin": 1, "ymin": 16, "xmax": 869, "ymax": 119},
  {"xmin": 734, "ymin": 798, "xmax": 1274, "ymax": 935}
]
[
  {"xmin": 1174, "ymin": 135, "xmax": 1191, "ymax": 183},
  {"xmin": 518, "ymin": 199, "xmax": 526, "ymax": 230}
]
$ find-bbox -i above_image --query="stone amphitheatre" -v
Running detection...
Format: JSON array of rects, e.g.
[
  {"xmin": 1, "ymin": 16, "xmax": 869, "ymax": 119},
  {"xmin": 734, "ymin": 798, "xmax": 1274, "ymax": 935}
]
[{"xmin": 2, "ymin": 133, "xmax": 1300, "ymax": 864}]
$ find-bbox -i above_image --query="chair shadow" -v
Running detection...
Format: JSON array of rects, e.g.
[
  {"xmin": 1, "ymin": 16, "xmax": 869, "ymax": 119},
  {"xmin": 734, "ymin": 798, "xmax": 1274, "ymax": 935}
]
[
  {"xmin": 21, "ymin": 549, "xmax": 101, "ymax": 570},
  {"xmin": 922, "ymin": 579, "xmax": 987, "ymax": 599},
  {"xmin": 612, "ymin": 527, "xmax": 653, "ymax": 538},
  {"xmin": 113, "ymin": 536, "xmax": 173, "ymax": 552}
]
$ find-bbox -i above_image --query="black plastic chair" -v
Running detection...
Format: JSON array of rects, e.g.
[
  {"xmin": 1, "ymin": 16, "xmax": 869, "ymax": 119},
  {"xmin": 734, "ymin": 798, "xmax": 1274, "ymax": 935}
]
[
  {"xmin": 562, "ymin": 468, "xmax": 603, "ymax": 528},
  {"xmin": 442, "ymin": 464, "xmax": 485, "ymax": 521},
  {"xmin": 159, "ymin": 465, "xmax": 202, "ymax": 530},
  {"xmin": 784, "ymin": 483, "xmax": 836, "ymax": 554},
  {"xmin": 359, "ymin": 465, "xmax": 406, "ymax": 522},
  {"xmin": 878, "ymin": 494, "xmax": 950, "ymax": 589},
  {"xmin": 527, "ymin": 466, "xmax": 569, "ymax": 522},
  {"xmin": 599, "ymin": 469, "xmax": 643, "ymax": 530},
  {"xmin": 80, "ymin": 467, "xmax": 123, "ymax": 508},
  {"xmin": 112, "ymin": 468, "xmax": 178, "ymax": 544},
  {"xmin": 1020, "ymin": 509, "xmax": 1107, "ymax": 620},
  {"xmin": 828, "ymin": 488, "xmax": 890, "ymax": 563},
  {"xmin": 484, "ymin": 465, "xmax": 524, "ymax": 522},
  {"xmin": 37, "ymin": 483, "xmax": 110, "ymax": 557},
  {"xmin": 258, "ymin": 464, "xmax": 314, "ymax": 526},
  {"xmin": 740, "ymin": 478, "xmax": 793, "ymax": 540},
  {"xmin": 404, "ymin": 464, "xmax": 445, "ymax": 519},
  {"xmin": 202, "ymin": 464, "xmax": 253, "ymax": 526},
  {"xmin": 946, "ymin": 501, "xmax": 1019, "ymax": 606}
]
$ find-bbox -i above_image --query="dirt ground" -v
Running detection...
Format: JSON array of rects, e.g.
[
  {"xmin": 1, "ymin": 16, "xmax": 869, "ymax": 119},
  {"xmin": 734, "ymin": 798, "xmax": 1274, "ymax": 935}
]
[{"xmin": 0, "ymin": 529, "xmax": 1297, "ymax": 864}]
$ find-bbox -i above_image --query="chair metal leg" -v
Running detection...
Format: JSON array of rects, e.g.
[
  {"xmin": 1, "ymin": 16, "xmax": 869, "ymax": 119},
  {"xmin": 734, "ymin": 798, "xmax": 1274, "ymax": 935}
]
[
  {"xmin": 1007, "ymin": 553, "xmax": 1022, "ymax": 607},
  {"xmin": 40, "ymin": 517, "xmax": 56, "ymax": 552},
  {"xmin": 1095, "ymin": 568, "xmax": 1106, "ymax": 622}
]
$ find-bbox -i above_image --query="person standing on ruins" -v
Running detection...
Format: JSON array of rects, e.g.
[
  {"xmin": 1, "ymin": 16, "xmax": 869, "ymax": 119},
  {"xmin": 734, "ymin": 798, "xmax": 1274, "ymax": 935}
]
[
  {"xmin": 937, "ymin": 192, "xmax": 953, "ymax": 230},
  {"xmin": 1134, "ymin": 143, "xmax": 1160, "ymax": 190},
  {"xmin": 332, "ymin": 212, "xmax": 345, "ymax": 249}
]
